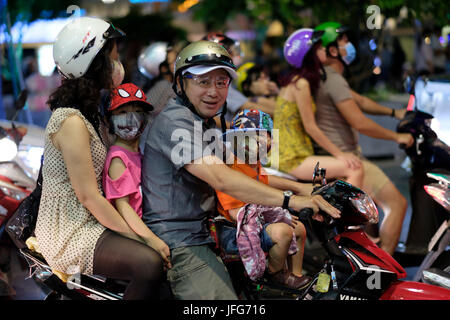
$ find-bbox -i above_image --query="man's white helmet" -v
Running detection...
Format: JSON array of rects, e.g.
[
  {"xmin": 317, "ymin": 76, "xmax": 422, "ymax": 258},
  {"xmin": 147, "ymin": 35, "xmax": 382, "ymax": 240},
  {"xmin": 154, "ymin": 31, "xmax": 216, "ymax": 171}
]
[
  {"xmin": 53, "ymin": 17, "xmax": 125, "ymax": 79},
  {"xmin": 137, "ymin": 42, "xmax": 169, "ymax": 79}
]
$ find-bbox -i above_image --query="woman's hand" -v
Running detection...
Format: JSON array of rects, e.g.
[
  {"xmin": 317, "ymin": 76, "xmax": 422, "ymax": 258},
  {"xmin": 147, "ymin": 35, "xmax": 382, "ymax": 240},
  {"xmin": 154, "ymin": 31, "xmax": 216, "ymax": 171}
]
[
  {"xmin": 145, "ymin": 237, "xmax": 172, "ymax": 269},
  {"xmin": 268, "ymin": 81, "xmax": 280, "ymax": 96},
  {"xmin": 336, "ymin": 152, "xmax": 362, "ymax": 170}
]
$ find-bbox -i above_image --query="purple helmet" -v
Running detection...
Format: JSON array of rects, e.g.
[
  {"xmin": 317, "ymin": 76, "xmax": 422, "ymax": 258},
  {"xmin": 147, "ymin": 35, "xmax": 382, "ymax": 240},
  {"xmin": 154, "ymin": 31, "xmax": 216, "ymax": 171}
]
[{"xmin": 283, "ymin": 28, "xmax": 318, "ymax": 68}]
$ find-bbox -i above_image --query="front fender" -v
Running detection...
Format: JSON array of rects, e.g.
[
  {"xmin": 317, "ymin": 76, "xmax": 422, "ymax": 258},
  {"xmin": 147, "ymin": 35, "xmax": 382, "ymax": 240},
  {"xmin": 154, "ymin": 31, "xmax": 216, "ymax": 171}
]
[{"xmin": 380, "ymin": 280, "xmax": 450, "ymax": 300}]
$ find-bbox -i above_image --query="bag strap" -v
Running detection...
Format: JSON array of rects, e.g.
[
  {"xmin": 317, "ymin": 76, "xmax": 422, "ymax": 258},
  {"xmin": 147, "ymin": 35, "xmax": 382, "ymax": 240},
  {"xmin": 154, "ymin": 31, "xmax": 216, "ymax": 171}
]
[{"xmin": 36, "ymin": 155, "xmax": 44, "ymax": 188}]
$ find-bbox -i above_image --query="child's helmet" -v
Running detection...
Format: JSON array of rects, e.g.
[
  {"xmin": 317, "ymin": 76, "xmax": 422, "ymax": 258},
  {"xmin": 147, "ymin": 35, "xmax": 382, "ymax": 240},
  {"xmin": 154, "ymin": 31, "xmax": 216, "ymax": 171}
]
[
  {"xmin": 109, "ymin": 83, "xmax": 153, "ymax": 112},
  {"xmin": 230, "ymin": 109, "xmax": 273, "ymax": 134}
]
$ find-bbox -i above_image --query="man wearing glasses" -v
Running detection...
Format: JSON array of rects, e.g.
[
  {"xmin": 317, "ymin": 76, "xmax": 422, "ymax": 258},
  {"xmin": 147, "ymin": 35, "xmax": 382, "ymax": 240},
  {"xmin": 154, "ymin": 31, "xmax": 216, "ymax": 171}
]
[{"xmin": 141, "ymin": 41, "xmax": 339, "ymax": 299}]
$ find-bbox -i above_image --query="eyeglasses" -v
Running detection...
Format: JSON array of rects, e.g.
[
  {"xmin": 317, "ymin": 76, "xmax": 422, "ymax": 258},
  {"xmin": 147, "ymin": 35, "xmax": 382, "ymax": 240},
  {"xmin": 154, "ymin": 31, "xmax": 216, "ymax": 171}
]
[{"xmin": 184, "ymin": 73, "xmax": 231, "ymax": 89}]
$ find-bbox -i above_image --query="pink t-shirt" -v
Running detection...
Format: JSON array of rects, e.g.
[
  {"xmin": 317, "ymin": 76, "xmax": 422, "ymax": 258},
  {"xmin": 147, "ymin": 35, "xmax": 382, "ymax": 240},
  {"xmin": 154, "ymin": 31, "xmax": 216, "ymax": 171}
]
[{"xmin": 103, "ymin": 145, "xmax": 143, "ymax": 218}]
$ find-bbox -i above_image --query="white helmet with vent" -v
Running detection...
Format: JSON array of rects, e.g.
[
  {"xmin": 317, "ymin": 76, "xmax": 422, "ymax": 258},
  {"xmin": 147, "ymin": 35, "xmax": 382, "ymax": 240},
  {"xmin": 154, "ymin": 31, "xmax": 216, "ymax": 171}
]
[{"xmin": 53, "ymin": 16, "xmax": 125, "ymax": 79}]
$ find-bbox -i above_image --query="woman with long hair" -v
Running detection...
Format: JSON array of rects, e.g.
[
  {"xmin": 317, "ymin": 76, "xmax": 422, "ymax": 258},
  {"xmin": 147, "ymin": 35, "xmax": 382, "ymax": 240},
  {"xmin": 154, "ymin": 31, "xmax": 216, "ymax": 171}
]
[
  {"xmin": 35, "ymin": 17, "xmax": 164, "ymax": 299},
  {"xmin": 274, "ymin": 28, "xmax": 364, "ymax": 186}
]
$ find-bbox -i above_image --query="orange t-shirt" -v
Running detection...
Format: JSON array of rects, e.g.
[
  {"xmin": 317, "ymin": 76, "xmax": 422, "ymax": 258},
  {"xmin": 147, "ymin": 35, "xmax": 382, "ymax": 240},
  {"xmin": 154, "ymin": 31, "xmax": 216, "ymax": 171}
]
[{"xmin": 216, "ymin": 162, "xmax": 269, "ymax": 222}]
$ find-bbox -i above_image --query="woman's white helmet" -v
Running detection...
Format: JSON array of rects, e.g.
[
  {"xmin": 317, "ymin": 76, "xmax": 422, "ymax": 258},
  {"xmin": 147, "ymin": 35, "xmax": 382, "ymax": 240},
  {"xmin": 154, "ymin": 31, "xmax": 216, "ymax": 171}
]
[{"xmin": 53, "ymin": 16, "xmax": 125, "ymax": 79}]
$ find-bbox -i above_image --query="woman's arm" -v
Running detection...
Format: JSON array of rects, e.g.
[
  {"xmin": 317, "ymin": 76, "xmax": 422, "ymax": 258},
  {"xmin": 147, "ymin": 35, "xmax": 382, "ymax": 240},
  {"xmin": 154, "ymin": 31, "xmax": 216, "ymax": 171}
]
[
  {"xmin": 53, "ymin": 115, "xmax": 142, "ymax": 242},
  {"xmin": 292, "ymin": 79, "xmax": 361, "ymax": 169}
]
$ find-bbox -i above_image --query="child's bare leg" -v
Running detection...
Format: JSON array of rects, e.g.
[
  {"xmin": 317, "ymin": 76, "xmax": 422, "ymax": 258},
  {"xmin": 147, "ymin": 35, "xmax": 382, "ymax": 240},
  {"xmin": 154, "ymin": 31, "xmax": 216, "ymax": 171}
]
[
  {"xmin": 265, "ymin": 223, "xmax": 294, "ymax": 274},
  {"xmin": 287, "ymin": 221, "xmax": 307, "ymax": 277}
]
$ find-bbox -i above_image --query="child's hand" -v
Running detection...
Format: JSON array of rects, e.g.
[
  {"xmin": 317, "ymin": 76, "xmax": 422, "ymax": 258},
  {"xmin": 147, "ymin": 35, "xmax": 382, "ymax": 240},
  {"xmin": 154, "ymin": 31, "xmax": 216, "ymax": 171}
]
[{"xmin": 146, "ymin": 237, "xmax": 172, "ymax": 269}]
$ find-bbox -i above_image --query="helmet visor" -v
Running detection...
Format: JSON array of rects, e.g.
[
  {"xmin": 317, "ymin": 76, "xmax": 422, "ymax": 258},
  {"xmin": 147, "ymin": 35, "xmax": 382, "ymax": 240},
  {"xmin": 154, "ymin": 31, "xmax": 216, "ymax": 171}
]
[
  {"xmin": 103, "ymin": 23, "xmax": 126, "ymax": 40},
  {"xmin": 311, "ymin": 30, "xmax": 324, "ymax": 44}
]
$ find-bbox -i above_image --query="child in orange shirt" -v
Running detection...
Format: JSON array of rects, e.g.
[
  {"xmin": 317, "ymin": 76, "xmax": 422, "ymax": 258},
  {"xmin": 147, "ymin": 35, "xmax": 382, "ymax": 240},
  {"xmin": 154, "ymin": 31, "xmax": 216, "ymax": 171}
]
[{"xmin": 216, "ymin": 109, "xmax": 311, "ymax": 290}]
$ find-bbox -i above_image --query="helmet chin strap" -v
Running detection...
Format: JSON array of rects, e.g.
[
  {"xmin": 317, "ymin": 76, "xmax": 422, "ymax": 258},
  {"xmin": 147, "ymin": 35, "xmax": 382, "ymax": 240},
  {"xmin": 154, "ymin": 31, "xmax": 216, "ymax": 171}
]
[{"xmin": 319, "ymin": 62, "xmax": 327, "ymax": 82}]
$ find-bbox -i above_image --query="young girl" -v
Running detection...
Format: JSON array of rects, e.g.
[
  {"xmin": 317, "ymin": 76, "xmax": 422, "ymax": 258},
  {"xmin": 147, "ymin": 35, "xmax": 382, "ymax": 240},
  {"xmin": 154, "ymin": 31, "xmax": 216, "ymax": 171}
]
[
  {"xmin": 216, "ymin": 109, "xmax": 312, "ymax": 290},
  {"xmin": 103, "ymin": 82, "xmax": 171, "ymax": 269},
  {"xmin": 275, "ymin": 28, "xmax": 364, "ymax": 187}
]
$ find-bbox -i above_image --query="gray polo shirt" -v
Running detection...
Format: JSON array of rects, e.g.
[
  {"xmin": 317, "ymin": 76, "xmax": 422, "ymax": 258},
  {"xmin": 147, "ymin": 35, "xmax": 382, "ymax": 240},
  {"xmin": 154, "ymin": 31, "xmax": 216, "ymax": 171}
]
[{"xmin": 141, "ymin": 97, "xmax": 218, "ymax": 249}]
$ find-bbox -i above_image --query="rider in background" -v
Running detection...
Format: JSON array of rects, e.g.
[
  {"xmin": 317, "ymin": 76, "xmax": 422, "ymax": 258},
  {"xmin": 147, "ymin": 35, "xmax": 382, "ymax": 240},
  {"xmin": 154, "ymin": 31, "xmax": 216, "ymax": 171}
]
[
  {"xmin": 235, "ymin": 62, "xmax": 279, "ymax": 111},
  {"xmin": 274, "ymin": 28, "xmax": 364, "ymax": 188},
  {"xmin": 313, "ymin": 21, "xmax": 414, "ymax": 255},
  {"xmin": 138, "ymin": 42, "xmax": 183, "ymax": 153},
  {"xmin": 203, "ymin": 32, "xmax": 278, "ymax": 121}
]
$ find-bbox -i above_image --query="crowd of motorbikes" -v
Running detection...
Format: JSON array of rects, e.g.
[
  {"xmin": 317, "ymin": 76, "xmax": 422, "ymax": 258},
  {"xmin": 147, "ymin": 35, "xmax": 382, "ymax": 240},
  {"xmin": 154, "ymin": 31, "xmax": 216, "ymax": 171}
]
[{"xmin": 0, "ymin": 76, "xmax": 449, "ymax": 300}]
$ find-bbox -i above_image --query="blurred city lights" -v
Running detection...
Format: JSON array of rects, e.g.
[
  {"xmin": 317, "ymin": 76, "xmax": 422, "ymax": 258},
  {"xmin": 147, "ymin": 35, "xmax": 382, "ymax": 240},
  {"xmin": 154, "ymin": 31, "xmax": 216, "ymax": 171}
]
[
  {"xmin": 37, "ymin": 45, "xmax": 55, "ymax": 76},
  {"xmin": 369, "ymin": 39, "xmax": 377, "ymax": 51},
  {"xmin": 373, "ymin": 56, "xmax": 381, "ymax": 67}
]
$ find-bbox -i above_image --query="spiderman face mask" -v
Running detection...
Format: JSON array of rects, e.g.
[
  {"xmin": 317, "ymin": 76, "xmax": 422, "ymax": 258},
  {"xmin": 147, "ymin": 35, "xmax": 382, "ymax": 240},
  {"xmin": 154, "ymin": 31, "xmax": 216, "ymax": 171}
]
[
  {"xmin": 108, "ymin": 83, "xmax": 153, "ymax": 141},
  {"xmin": 110, "ymin": 111, "xmax": 148, "ymax": 141}
]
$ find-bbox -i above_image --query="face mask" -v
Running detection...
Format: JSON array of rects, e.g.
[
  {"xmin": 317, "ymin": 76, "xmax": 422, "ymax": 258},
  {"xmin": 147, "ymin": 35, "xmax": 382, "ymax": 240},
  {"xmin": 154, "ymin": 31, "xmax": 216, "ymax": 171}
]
[
  {"xmin": 341, "ymin": 42, "xmax": 356, "ymax": 65},
  {"xmin": 110, "ymin": 112, "xmax": 147, "ymax": 141},
  {"xmin": 234, "ymin": 134, "xmax": 270, "ymax": 165},
  {"xmin": 111, "ymin": 60, "xmax": 125, "ymax": 87}
]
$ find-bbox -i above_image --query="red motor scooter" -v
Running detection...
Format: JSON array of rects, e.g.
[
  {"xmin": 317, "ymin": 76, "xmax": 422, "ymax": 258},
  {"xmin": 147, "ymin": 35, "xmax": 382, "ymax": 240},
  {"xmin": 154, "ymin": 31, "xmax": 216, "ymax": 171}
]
[{"xmin": 289, "ymin": 164, "xmax": 450, "ymax": 300}]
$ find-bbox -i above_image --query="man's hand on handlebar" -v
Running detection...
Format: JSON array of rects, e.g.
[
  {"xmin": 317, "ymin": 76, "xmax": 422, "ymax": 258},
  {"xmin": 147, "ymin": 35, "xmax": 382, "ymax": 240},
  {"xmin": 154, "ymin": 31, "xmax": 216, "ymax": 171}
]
[
  {"xmin": 396, "ymin": 132, "xmax": 414, "ymax": 149},
  {"xmin": 394, "ymin": 108, "xmax": 408, "ymax": 120},
  {"xmin": 290, "ymin": 195, "xmax": 341, "ymax": 222}
]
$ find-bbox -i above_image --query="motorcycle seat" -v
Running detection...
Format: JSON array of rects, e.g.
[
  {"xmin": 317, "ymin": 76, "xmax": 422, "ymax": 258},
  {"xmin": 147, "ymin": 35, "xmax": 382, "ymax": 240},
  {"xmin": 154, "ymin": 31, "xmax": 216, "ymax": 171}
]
[
  {"xmin": 24, "ymin": 237, "xmax": 72, "ymax": 282},
  {"xmin": 22, "ymin": 237, "xmax": 128, "ymax": 291}
]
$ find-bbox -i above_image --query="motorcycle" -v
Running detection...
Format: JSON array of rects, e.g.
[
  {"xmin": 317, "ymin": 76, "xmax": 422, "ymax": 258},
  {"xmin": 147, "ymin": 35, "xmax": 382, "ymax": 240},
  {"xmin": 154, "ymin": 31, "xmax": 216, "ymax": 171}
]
[
  {"xmin": 291, "ymin": 164, "xmax": 450, "ymax": 300},
  {"xmin": 411, "ymin": 172, "xmax": 449, "ymax": 289},
  {"xmin": 210, "ymin": 163, "xmax": 450, "ymax": 300},
  {"xmin": 396, "ymin": 76, "xmax": 450, "ymax": 255},
  {"xmin": 0, "ymin": 90, "xmax": 40, "ymax": 233},
  {"xmin": 0, "ymin": 90, "xmax": 44, "ymax": 296}
]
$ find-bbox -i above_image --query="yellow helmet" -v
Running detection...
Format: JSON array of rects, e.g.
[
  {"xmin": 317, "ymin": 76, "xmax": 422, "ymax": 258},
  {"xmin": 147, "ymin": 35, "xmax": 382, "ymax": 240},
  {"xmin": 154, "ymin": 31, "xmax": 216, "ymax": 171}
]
[{"xmin": 235, "ymin": 62, "xmax": 256, "ymax": 92}]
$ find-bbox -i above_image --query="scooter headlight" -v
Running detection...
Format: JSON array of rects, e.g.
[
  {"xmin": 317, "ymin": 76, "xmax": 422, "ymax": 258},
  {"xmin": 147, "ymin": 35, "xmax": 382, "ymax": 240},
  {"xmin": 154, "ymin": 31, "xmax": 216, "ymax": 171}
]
[
  {"xmin": 16, "ymin": 145, "xmax": 44, "ymax": 178},
  {"xmin": 0, "ymin": 180, "xmax": 28, "ymax": 201},
  {"xmin": 0, "ymin": 136, "xmax": 18, "ymax": 161},
  {"xmin": 350, "ymin": 193, "xmax": 379, "ymax": 224}
]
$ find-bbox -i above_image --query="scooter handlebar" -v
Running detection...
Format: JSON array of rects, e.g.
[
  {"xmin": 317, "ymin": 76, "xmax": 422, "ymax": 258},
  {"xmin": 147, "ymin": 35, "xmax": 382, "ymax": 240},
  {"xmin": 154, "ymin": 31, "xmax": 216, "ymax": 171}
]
[{"xmin": 290, "ymin": 207, "xmax": 314, "ymax": 222}]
